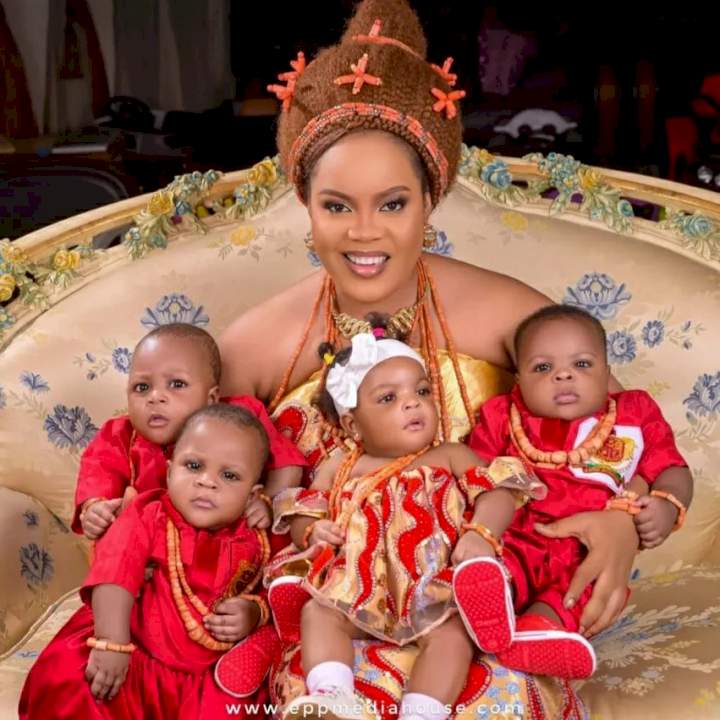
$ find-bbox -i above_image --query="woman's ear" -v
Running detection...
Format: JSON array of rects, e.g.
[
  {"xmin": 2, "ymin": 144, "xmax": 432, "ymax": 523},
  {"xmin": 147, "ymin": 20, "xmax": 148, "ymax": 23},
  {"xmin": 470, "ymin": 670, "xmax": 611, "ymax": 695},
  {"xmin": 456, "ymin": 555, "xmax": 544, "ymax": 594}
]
[
  {"xmin": 423, "ymin": 192, "xmax": 433, "ymax": 222},
  {"xmin": 208, "ymin": 385, "xmax": 220, "ymax": 404}
]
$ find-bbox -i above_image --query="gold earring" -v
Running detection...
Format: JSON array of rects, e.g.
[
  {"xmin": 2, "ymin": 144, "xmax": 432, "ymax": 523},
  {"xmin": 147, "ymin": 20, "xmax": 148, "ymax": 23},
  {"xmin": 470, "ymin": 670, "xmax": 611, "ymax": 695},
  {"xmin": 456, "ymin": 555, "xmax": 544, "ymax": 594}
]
[
  {"xmin": 423, "ymin": 223, "xmax": 437, "ymax": 249},
  {"xmin": 304, "ymin": 230, "xmax": 315, "ymax": 251}
]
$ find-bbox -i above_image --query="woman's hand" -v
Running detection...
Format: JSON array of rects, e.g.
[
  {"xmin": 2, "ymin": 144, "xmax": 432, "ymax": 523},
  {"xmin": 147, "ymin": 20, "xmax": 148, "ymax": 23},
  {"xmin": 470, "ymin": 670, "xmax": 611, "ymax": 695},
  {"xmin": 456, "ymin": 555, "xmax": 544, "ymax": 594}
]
[
  {"xmin": 85, "ymin": 648, "xmax": 130, "ymax": 701},
  {"xmin": 204, "ymin": 596, "xmax": 260, "ymax": 643},
  {"xmin": 535, "ymin": 509, "xmax": 638, "ymax": 637}
]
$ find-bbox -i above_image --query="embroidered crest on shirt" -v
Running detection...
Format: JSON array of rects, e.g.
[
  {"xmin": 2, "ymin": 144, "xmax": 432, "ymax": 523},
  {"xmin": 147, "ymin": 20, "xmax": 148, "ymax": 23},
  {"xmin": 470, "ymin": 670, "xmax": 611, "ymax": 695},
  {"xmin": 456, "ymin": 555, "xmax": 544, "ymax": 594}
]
[{"xmin": 569, "ymin": 419, "xmax": 644, "ymax": 492}]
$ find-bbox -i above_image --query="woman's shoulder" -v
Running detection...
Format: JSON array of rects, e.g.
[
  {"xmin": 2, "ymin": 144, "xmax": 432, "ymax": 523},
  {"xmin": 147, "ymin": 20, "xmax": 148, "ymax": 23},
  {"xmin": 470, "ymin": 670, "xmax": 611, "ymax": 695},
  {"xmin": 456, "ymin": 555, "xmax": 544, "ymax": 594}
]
[
  {"xmin": 425, "ymin": 254, "xmax": 552, "ymax": 367},
  {"xmin": 426, "ymin": 253, "xmax": 548, "ymax": 305},
  {"xmin": 218, "ymin": 271, "xmax": 325, "ymax": 397}
]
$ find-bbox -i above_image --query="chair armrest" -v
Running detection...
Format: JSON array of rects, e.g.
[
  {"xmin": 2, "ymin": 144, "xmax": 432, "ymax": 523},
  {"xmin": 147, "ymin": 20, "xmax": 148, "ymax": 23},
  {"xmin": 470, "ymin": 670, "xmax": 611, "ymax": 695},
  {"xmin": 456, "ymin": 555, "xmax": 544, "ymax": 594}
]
[{"xmin": 0, "ymin": 486, "xmax": 88, "ymax": 654}]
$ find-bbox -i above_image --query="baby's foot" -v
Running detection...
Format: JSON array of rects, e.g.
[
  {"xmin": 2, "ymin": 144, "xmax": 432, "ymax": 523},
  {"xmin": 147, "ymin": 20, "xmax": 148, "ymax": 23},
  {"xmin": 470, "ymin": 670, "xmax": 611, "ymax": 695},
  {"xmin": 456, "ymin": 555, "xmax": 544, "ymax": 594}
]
[
  {"xmin": 497, "ymin": 614, "xmax": 596, "ymax": 679},
  {"xmin": 268, "ymin": 575, "xmax": 311, "ymax": 644},
  {"xmin": 453, "ymin": 556, "xmax": 515, "ymax": 652}
]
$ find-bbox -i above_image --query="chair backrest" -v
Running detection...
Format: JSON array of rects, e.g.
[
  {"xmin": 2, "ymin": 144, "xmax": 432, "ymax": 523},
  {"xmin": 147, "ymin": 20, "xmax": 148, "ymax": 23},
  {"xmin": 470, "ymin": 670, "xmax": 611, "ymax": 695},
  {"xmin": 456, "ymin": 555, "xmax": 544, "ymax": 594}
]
[{"xmin": 1, "ymin": 150, "xmax": 718, "ymax": 579}]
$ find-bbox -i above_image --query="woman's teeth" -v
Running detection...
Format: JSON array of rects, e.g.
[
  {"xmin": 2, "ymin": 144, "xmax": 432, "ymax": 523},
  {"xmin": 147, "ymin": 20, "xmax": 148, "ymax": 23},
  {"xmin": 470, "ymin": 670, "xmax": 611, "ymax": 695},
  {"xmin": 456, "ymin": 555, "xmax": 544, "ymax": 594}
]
[{"xmin": 345, "ymin": 254, "xmax": 388, "ymax": 266}]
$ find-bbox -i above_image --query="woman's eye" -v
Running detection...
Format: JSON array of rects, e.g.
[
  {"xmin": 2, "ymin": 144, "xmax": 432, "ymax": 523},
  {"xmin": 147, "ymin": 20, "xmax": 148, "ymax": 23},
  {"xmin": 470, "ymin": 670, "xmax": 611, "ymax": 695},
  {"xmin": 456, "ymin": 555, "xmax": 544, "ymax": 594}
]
[
  {"xmin": 381, "ymin": 198, "xmax": 406, "ymax": 212},
  {"xmin": 324, "ymin": 201, "xmax": 349, "ymax": 213},
  {"xmin": 533, "ymin": 362, "xmax": 551, "ymax": 373},
  {"xmin": 133, "ymin": 382, "xmax": 149, "ymax": 393},
  {"xmin": 169, "ymin": 379, "xmax": 187, "ymax": 389}
]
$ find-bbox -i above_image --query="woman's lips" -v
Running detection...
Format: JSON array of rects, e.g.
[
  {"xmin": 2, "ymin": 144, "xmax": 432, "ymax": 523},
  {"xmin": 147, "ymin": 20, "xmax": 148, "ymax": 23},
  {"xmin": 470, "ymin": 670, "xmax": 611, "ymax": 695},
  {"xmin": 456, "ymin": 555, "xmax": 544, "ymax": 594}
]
[{"xmin": 343, "ymin": 252, "xmax": 389, "ymax": 277}]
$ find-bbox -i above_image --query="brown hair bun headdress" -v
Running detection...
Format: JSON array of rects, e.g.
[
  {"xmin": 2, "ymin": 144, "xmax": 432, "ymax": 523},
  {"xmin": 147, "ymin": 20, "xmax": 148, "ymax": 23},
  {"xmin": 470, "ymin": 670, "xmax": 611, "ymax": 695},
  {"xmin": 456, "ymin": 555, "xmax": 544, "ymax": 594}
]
[{"xmin": 271, "ymin": 0, "xmax": 464, "ymax": 206}]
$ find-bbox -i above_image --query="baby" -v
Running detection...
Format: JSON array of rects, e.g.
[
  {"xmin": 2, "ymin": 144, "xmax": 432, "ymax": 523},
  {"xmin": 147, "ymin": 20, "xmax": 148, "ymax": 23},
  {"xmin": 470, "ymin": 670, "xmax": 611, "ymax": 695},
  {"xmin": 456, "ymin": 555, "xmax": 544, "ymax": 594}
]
[{"xmin": 453, "ymin": 305, "xmax": 692, "ymax": 678}]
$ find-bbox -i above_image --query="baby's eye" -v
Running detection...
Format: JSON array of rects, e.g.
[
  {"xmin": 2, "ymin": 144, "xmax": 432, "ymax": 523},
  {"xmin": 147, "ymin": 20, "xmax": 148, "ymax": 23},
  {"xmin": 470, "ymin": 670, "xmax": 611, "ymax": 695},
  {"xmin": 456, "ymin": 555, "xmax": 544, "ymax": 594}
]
[
  {"xmin": 133, "ymin": 382, "xmax": 149, "ymax": 393},
  {"xmin": 185, "ymin": 460, "xmax": 201, "ymax": 471},
  {"xmin": 533, "ymin": 362, "xmax": 551, "ymax": 373},
  {"xmin": 575, "ymin": 360, "xmax": 592, "ymax": 369},
  {"xmin": 418, "ymin": 386, "xmax": 431, "ymax": 396},
  {"xmin": 221, "ymin": 470, "xmax": 238, "ymax": 481},
  {"xmin": 169, "ymin": 379, "xmax": 187, "ymax": 389},
  {"xmin": 379, "ymin": 392, "xmax": 396, "ymax": 404}
]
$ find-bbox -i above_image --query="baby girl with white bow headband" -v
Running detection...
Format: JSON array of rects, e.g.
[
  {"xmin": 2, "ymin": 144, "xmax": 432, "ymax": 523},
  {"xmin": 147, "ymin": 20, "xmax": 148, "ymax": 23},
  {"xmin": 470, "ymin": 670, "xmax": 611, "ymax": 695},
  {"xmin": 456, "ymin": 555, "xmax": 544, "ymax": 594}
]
[{"xmin": 275, "ymin": 322, "xmax": 544, "ymax": 720}]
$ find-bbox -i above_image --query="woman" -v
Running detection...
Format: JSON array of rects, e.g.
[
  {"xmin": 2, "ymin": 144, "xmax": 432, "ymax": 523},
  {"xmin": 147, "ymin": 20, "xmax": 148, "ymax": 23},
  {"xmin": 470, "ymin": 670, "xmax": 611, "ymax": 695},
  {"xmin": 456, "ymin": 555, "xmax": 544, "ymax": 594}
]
[{"xmin": 220, "ymin": 0, "xmax": 637, "ymax": 715}]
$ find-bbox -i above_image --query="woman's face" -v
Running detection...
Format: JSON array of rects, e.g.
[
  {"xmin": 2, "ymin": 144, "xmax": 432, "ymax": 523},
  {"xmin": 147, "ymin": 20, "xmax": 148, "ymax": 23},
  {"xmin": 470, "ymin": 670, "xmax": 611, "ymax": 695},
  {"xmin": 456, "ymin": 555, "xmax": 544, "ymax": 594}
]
[{"xmin": 307, "ymin": 130, "xmax": 431, "ymax": 306}]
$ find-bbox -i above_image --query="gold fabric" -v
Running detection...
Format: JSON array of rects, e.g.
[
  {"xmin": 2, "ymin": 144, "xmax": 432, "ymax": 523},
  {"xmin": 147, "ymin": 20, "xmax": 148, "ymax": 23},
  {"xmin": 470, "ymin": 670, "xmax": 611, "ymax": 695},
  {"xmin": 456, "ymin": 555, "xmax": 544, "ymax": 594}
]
[
  {"xmin": 275, "ymin": 350, "xmax": 513, "ymax": 444},
  {"xmin": 306, "ymin": 465, "xmax": 465, "ymax": 645}
]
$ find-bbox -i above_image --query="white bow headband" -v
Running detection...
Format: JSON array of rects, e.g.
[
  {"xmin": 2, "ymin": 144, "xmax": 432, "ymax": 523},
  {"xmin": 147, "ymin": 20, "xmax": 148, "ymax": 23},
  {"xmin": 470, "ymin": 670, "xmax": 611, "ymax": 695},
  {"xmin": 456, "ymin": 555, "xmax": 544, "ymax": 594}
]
[{"xmin": 325, "ymin": 333, "xmax": 425, "ymax": 417}]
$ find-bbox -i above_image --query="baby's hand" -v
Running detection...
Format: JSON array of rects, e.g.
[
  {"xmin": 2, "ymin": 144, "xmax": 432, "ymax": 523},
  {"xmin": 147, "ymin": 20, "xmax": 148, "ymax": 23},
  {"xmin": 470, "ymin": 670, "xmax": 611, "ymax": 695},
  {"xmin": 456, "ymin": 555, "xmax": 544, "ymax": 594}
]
[
  {"xmin": 204, "ymin": 596, "xmax": 259, "ymax": 643},
  {"xmin": 451, "ymin": 531, "xmax": 497, "ymax": 566},
  {"xmin": 309, "ymin": 519, "xmax": 343, "ymax": 547},
  {"xmin": 85, "ymin": 647, "xmax": 130, "ymax": 701},
  {"xmin": 82, "ymin": 498, "xmax": 123, "ymax": 540},
  {"xmin": 633, "ymin": 495, "xmax": 679, "ymax": 549},
  {"xmin": 244, "ymin": 496, "xmax": 272, "ymax": 529}
]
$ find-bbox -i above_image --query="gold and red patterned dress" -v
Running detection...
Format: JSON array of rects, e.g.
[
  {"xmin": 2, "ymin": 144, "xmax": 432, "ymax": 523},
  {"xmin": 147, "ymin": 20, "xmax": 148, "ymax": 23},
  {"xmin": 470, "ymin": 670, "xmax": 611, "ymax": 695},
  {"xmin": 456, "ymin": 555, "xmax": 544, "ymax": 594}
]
[
  {"xmin": 305, "ymin": 464, "xmax": 490, "ymax": 645},
  {"xmin": 268, "ymin": 352, "xmax": 588, "ymax": 720}
]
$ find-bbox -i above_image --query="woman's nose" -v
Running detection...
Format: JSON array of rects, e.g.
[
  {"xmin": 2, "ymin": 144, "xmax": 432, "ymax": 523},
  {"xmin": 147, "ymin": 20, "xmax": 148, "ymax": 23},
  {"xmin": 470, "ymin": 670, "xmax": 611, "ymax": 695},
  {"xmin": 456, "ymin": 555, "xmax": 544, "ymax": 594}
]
[{"xmin": 347, "ymin": 213, "xmax": 381, "ymax": 242}]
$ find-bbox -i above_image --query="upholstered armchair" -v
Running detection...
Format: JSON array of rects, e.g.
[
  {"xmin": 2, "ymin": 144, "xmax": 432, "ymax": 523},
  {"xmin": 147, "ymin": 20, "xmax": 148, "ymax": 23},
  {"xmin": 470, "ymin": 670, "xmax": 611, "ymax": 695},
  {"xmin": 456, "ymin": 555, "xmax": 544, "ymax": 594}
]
[{"xmin": 1, "ymin": 150, "xmax": 718, "ymax": 719}]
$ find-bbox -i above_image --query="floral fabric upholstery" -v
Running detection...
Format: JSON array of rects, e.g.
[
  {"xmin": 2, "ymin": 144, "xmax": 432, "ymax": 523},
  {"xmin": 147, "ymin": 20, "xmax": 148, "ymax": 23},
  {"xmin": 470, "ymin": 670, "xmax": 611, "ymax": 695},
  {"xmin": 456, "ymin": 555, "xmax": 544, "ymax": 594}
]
[{"xmin": 0, "ymin": 156, "xmax": 718, "ymax": 719}]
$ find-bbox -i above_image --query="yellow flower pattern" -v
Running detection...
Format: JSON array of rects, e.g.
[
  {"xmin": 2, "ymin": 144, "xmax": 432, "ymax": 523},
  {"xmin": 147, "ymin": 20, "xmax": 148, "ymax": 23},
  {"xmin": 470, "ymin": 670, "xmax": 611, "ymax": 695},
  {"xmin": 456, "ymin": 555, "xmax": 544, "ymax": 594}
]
[
  {"xmin": 230, "ymin": 225, "xmax": 257, "ymax": 247},
  {"xmin": 148, "ymin": 191, "xmax": 174, "ymax": 217},
  {"xmin": 51, "ymin": 250, "xmax": 81, "ymax": 271},
  {"xmin": 500, "ymin": 211, "xmax": 529, "ymax": 232},
  {"xmin": 0, "ymin": 273, "xmax": 16, "ymax": 301}
]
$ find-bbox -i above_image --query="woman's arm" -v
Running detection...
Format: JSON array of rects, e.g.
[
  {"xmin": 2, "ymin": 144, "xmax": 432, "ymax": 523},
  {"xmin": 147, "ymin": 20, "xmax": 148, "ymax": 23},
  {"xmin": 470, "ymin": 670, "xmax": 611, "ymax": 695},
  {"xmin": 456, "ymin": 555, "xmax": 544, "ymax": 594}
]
[{"xmin": 218, "ymin": 272, "xmax": 326, "ymax": 400}]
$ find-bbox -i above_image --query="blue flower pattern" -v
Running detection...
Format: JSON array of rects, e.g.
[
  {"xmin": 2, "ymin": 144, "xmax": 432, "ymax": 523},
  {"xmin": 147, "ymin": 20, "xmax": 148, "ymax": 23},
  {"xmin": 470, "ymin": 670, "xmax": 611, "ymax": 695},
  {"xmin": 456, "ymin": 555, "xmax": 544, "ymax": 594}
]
[
  {"xmin": 141, "ymin": 293, "xmax": 209, "ymax": 328},
  {"xmin": 19, "ymin": 543, "xmax": 54, "ymax": 586},
  {"xmin": 20, "ymin": 371, "xmax": 50, "ymax": 393},
  {"xmin": 481, "ymin": 160, "xmax": 512, "ymax": 190},
  {"xmin": 306, "ymin": 249, "xmax": 322, "ymax": 268},
  {"xmin": 425, "ymin": 230, "xmax": 454, "ymax": 257},
  {"xmin": 112, "ymin": 347, "xmax": 133, "ymax": 374},
  {"xmin": 23, "ymin": 510, "xmax": 39, "ymax": 527},
  {"xmin": 607, "ymin": 330, "xmax": 637, "ymax": 364},
  {"xmin": 43, "ymin": 404, "xmax": 98, "ymax": 450},
  {"xmin": 563, "ymin": 273, "xmax": 631, "ymax": 320},
  {"xmin": 684, "ymin": 372, "xmax": 720, "ymax": 418},
  {"xmin": 641, "ymin": 320, "xmax": 665, "ymax": 348}
]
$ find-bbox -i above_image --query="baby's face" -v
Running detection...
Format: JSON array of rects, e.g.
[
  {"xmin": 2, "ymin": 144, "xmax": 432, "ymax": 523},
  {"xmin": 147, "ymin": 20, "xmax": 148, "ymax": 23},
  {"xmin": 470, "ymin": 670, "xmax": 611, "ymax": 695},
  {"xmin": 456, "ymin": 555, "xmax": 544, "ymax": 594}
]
[
  {"xmin": 516, "ymin": 318, "xmax": 610, "ymax": 421},
  {"xmin": 127, "ymin": 336, "xmax": 219, "ymax": 446},
  {"xmin": 344, "ymin": 356, "xmax": 438, "ymax": 457},
  {"xmin": 168, "ymin": 417, "xmax": 263, "ymax": 530}
]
